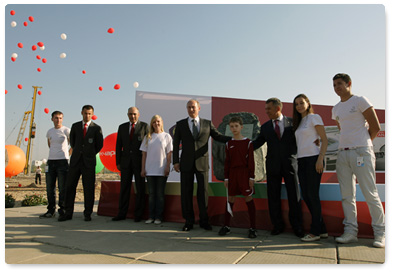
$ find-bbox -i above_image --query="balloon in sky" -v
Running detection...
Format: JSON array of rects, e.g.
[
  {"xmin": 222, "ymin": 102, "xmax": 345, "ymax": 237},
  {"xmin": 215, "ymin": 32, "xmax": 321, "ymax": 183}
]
[
  {"xmin": 99, "ymin": 133, "xmax": 119, "ymax": 173},
  {"xmin": 44, "ymin": 108, "xmax": 49, "ymax": 114},
  {"xmin": 82, "ymin": 70, "xmax": 86, "ymax": 74},
  {"xmin": 60, "ymin": 33, "xmax": 67, "ymax": 40},
  {"xmin": 36, "ymin": 55, "xmax": 41, "ymax": 60},
  {"xmin": 60, "ymin": 53, "xmax": 66, "ymax": 59},
  {"xmin": 37, "ymin": 42, "xmax": 44, "ymax": 47},
  {"xmin": 25, "ymin": 138, "xmax": 28, "ymax": 142},
  {"xmin": 17, "ymin": 43, "xmax": 23, "ymax": 48},
  {"xmin": 29, "ymin": 16, "xmax": 34, "ymax": 22},
  {"xmin": 98, "ymin": 86, "xmax": 103, "ymax": 91},
  {"xmin": 10, "ymin": 10, "xmax": 15, "ymax": 16},
  {"xmin": 40, "ymin": 46, "xmax": 45, "ymax": 51},
  {"xmin": 11, "ymin": 21, "xmax": 17, "ymax": 27},
  {"xmin": 5, "ymin": 90, "xmax": 8, "ymax": 94},
  {"xmin": 32, "ymin": 45, "xmax": 37, "ymax": 51},
  {"xmin": 114, "ymin": 84, "xmax": 120, "ymax": 90},
  {"xmin": 92, "ymin": 115, "xmax": 97, "ymax": 120},
  {"xmin": 11, "ymin": 53, "xmax": 18, "ymax": 58},
  {"xmin": 42, "ymin": 58, "xmax": 47, "ymax": 63},
  {"xmin": 107, "ymin": 27, "xmax": 114, "ymax": 34},
  {"xmin": 95, "ymin": 153, "xmax": 104, "ymax": 174},
  {"xmin": 17, "ymin": 84, "xmax": 23, "ymax": 89},
  {"xmin": 11, "ymin": 57, "xmax": 16, "ymax": 62},
  {"xmin": 23, "ymin": 22, "xmax": 28, "ymax": 27},
  {"xmin": 37, "ymin": 68, "xmax": 42, "ymax": 72},
  {"xmin": 5, "ymin": 145, "xmax": 26, "ymax": 178},
  {"xmin": 133, "ymin": 81, "xmax": 139, "ymax": 88},
  {"xmin": 38, "ymin": 90, "xmax": 42, "ymax": 95}
]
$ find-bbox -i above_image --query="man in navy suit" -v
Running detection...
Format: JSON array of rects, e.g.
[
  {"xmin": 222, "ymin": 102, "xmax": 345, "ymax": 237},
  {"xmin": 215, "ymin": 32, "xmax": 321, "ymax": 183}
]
[
  {"xmin": 59, "ymin": 105, "xmax": 103, "ymax": 222},
  {"xmin": 253, "ymin": 98, "xmax": 303, "ymax": 237},
  {"xmin": 173, "ymin": 99, "xmax": 231, "ymax": 231}
]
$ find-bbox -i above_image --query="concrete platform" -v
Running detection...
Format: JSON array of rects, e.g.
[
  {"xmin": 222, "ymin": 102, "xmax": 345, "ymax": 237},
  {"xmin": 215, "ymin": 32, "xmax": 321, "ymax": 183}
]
[{"xmin": 4, "ymin": 202, "xmax": 385, "ymax": 265}]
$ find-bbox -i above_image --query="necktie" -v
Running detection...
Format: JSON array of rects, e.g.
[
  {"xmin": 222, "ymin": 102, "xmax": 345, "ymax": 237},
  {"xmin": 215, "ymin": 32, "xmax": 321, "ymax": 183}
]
[
  {"xmin": 192, "ymin": 119, "xmax": 199, "ymax": 140},
  {"xmin": 130, "ymin": 123, "xmax": 135, "ymax": 141},
  {"xmin": 274, "ymin": 120, "xmax": 281, "ymax": 139},
  {"xmin": 83, "ymin": 123, "xmax": 88, "ymax": 138}
]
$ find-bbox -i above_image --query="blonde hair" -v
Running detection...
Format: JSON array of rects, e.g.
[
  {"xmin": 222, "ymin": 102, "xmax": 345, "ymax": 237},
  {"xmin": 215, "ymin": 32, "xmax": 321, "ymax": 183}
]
[{"xmin": 146, "ymin": 115, "xmax": 164, "ymax": 145}]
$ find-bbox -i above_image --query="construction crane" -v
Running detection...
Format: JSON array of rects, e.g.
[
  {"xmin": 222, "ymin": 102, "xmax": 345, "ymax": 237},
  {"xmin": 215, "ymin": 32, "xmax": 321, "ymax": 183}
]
[{"xmin": 15, "ymin": 86, "xmax": 42, "ymax": 175}]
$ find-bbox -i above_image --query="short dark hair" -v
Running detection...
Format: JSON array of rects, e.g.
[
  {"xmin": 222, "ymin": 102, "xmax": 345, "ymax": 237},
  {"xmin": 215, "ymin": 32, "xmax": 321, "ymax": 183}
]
[
  {"xmin": 51, "ymin": 111, "xmax": 63, "ymax": 118},
  {"xmin": 229, "ymin": 116, "xmax": 243, "ymax": 125},
  {"xmin": 333, "ymin": 73, "xmax": 352, "ymax": 84},
  {"xmin": 82, "ymin": 105, "xmax": 94, "ymax": 111},
  {"xmin": 266, "ymin": 97, "xmax": 283, "ymax": 110}
]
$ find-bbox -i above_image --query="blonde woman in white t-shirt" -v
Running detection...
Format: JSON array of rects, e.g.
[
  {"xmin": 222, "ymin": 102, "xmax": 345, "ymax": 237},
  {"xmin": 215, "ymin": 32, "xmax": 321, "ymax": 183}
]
[
  {"xmin": 293, "ymin": 94, "xmax": 328, "ymax": 242},
  {"xmin": 140, "ymin": 115, "xmax": 173, "ymax": 225}
]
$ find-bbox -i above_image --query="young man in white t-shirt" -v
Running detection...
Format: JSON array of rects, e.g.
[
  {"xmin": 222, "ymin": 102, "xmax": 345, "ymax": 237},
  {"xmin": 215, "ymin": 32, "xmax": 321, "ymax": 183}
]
[
  {"xmin": 332, "ymin": 73, "xmax": 385, "ymax": 248},
  {"xmin": 40, "ymin": 111, "xmax": 70, "ymax": 218}
]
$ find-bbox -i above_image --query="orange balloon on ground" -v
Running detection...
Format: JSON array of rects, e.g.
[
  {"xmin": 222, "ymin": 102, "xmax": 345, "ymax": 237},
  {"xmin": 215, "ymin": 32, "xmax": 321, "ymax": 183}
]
[
  {"xmin": 99, "ymin": 133, "xmax": 119, "ymax": 173},
  {"xmin": 5, "ymin": 145, "xmax": 26, "ymax": 177}
]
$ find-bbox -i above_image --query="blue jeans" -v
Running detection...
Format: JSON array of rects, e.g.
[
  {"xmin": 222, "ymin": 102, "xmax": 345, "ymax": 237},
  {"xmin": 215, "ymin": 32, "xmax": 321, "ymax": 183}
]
[
  {"xmin": 147, "ymin": 176, "xmax": 168, "ymax": 220},
  {"xmin": 46, "ymin": 159, "xmax": 68, "ymax": 214}
]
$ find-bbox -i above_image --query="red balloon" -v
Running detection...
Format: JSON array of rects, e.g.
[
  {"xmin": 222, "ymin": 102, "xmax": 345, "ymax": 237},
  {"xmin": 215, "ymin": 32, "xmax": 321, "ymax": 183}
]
[
  {"xmin": 10, "ymin": 10, "xmax": 15, "ymax": 16},
  {"xmin": 108, "ymin": 28, "xmax": 114, "ymax": 34},
  {"xmin": 5, "ymin": 145, "xmax": 26, "ymax": 178},
  {"xmin": 17, "ymin": 84, "xmax": 23, "ymax": 89},
  {"xmin": 36, "ymin": 55, "xmax": 41, "ymax": 60},
  {"xmin": 114, "ymin": 84, "xmax": 120, "ymax": 90},
  {"xmin": 82, "ymin": 70, "xmax": 86, "ymax": 74},
  {"xmin": 37, "ymin": 42, "xmax": 44, "ymax": 47},
  {"xmin": 37, "ymin": 68, "xmax": 42, "ymax": 72},
  {"xmin": 29, "ymin": 16, "xmax": 34, "ymax": 22},
  {"xmin": 23, "ymin": 22, "xmax": 28, "ymax": 27},
  {"xmin": 25, "ymin": 137, "xmax": 28, "ymax": 141},
  {"xmin": 18, "ymin": 43, "xmax": 23, "ymax": 48},
  {"xmin": 99, "ymin": 133, "xmax": 119, "ymax": 173},
  {"xmin": 98, "ymin": 86, "xmax": 103, "ymax": 91},
  {"xmin": 92, "ymin": 115, "xmax": 97, "ymax": 120},
  {"xmin": 38, "ymin": 91, "xmax": 42, "ymax": 95},
  {"xmin": 11, "ymin": 57, "xmax": 16, "ymax": 62},
  {"xmin": 32, "ymin": 45, "xmax": 37, "ymax": 51},
  {"xmin": 5, "ymin": 90, "xmax": 8, "ymax": 94},
  {"xmin": 44, "ymin": 108, "xmax": 49, "ymax": 114},
  {"xmin": 42, "ymin": 58, "xmax": 47, "ymax": 63}
]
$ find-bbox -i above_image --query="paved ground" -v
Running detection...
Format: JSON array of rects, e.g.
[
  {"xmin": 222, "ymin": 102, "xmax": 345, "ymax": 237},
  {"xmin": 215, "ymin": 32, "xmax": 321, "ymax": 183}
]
[{"xmin": 4, "ymin": 202, "xmax": 385, "ymax": 265}]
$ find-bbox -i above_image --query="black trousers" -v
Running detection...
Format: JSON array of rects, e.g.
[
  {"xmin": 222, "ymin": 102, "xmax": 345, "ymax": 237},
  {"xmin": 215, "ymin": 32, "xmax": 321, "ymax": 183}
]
[
  {"xmin": 180, "ymin": 167, "xmax": 209, "ymax": 225},
  {"xmin": 117, "ymin": 160, "xmax": 146, "ymax": 219},
  {"xmin": 266, "ymin": 165, "xmax": 303, "ymax": 231},
  {"xmin": 298, "ymin": 155, "xmax": 327, "ymax": 236},
  {"xmin": 64, "ymin": 159, "xmax": 95, "ymax": 217}
]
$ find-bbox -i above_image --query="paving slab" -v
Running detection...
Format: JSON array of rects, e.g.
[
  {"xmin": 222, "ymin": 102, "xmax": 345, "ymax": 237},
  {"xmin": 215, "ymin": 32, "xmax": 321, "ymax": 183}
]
[{"xmin": 337, "ymin": 239, "xmax": 385, "ymax": 264}]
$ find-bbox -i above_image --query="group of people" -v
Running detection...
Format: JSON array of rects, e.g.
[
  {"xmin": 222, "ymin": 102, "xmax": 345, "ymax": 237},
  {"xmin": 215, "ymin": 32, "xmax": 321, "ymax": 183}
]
[{"xmin": 39, "ymin": 73, "xmax": 385, "ymax": 248}]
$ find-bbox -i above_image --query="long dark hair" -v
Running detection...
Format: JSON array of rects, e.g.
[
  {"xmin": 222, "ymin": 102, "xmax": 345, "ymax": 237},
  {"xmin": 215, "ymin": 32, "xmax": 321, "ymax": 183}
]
[{"xmin": 292, "ymin": 94, "xmax": 314, "ymax": 131}]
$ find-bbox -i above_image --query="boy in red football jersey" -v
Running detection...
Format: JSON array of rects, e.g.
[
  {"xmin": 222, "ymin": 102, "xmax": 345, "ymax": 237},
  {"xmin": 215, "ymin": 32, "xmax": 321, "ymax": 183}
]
[{"xmin": 219, "ymin": 116, "xmax": 257, "ymax": 238}]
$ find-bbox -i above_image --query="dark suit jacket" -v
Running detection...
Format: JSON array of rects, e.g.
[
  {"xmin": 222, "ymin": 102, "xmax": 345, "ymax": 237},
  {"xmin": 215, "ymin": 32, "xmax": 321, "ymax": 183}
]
[
  {"xmin": 116, "ymin": 121, "xmax": 148, "ymax": 169},
  {"xmin": 253, "ymin": 116, "xmax": 297, "ymax": 175},
  {"xmin": 173, "ymin": 118, "xmax": 230, "ymax": 172},
  {"xmin": 69, "ymin": 121, "xmax": 104, "ymax": 169}
]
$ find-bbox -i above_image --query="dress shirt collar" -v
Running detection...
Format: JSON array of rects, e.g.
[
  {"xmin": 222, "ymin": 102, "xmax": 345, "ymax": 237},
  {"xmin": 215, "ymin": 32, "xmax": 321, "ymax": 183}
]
[
  {"xmin": 272, "ymin": 114, "xmax": 284, "ymax": 123},
  {"xmin": 82, "ymin": 120, "xmax": 92, "ymax": 127}
]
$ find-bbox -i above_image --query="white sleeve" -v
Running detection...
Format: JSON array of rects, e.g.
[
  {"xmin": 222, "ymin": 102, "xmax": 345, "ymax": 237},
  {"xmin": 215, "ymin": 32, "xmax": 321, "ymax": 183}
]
[
  {"xmin": 358, "ymin": 96, "xmax": 373, "ymax": 113},
  {"xmin": 140, "ymin": 136, "xmax": 148, "ymax": 152},
  {"xmin": 311, "ymin": 114, "xmax": 324, "ymax": 127}
]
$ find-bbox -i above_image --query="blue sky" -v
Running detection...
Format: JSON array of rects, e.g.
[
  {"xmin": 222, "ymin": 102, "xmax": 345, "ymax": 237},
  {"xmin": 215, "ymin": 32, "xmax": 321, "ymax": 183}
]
[{"xmin": 3, "ymin": 2, "xmax": 389, "ymax": 162}]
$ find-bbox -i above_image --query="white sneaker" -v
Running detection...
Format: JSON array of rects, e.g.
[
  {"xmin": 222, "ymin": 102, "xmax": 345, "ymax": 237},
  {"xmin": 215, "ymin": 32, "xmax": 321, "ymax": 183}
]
[
  {"xmin": 335, "ymin": 233, "xmax": 358, "ymax": 244},
  {"xmin": 301, "ymin": 234, "xmax": 320, "ymax": 242},
  {"xmin": 145, "ymin": 218, "xmax": 154, "ymax": 224},
  {"xmin": 373, "ymin": 235, "xmax": 385, "ymax": 248},
  {"xmin": 320, "ymin": 233, "xmax": 329, "ymax": 239},
  {"xmin": 154, "ymin": 219, "xmax": 162, "ymax": 225}
]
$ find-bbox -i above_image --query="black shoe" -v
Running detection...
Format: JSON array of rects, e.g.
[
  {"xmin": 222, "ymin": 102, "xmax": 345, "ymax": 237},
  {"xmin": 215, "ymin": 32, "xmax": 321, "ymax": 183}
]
[
  {"xmin": 112, "ymin": 216, "xmax": 126, "ymax": 221},
  {"xmin": 248, "ymin": 228, "xmax": 258, "ymax": 238},
  {"xmin": 200, "ymin": 222, "xmax": 213, "ymax": 231},
  {"xmin": 271, "ymin": 228, "xmax": 283, "ymax": 235},
  {"xmin": 58, "ymin": 214, "xmax": 72, "ymax": 222},
  {"xmin": 182, "ymin": 224, "xmax": 193, "ymax": 231},
  {"xmin": 39, "ymin": 212, "xmax": 55, "ymax": 219},
  {"xmin": 58, "ymin": 210, "xmax": 65, "ymax": 217},
  {"xmin": 294, "ymin": 229, "xmax": 304, "ymax": 238},
  {"xmin": 218, "ymin": 226, "xmax": 231, "ymax": 236},
  {"xmin": 84, "ymin": 215, "xmax": 92, "ymax": 221}
]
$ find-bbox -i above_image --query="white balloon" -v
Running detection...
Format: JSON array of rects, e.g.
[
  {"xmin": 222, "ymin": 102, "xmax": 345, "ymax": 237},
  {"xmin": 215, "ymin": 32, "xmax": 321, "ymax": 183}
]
[
  {"xmin": 11, "ymin": 53, "xmax": 18, "ymax": 58},
  {"xmin": 60, "ymin": 53, "xmax": 66, "ymax": 59},
  {"xmin": 11, "ymin": 21, "xmax": 17, "ymax": 27},
  {"xmin": 60, "ymin": 33, "xmax": 67, "ymax": 40},
  {"xmin": 133, "ymin": 81, "xmax": 139, "ymax": 88},
  {"xmin": 39, "ymin": 46, "xmax": 45, "ymax": 51}
]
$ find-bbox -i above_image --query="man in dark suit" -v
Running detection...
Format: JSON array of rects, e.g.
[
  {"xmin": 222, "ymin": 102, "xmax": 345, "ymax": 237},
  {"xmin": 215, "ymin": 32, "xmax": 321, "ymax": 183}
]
[
  {"xmin": 59, "ymin": 105, "xmax": 103, "ymax": 222},
  {"xmin": 253, "ymin": 98, "xmax": 303, "ymax": 237},
  {"xmin": 173, "ymin": 99, "xmax": 231, "ymax": 231},
  {"xmin": 112, "ymin": 107, "xmax": 148, "ymax": 222}
]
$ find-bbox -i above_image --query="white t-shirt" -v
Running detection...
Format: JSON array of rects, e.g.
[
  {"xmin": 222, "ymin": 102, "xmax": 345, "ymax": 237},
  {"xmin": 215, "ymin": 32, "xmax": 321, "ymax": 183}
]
[
  {"xmin": 46, "ymin": 126, "xmax": 70, "ymax": 160},
  {"xmin": 295, "ymin": 114, "xmax": 324, "ymax": 158},
  {"xmin": 140, "ymin": 132, "xmax": 173, "ymax": 176},
  {"xmin": 331, "ymin": 95, "xmax": 373, "ymax": 149}
]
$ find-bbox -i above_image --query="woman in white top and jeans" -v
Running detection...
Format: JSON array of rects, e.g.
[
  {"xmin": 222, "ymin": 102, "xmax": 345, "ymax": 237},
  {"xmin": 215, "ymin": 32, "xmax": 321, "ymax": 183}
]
[
  {"xmin": 293, "ymin": 94, "xmax": 328, "ymax": 242},
  {"xmin": 140, "ymin": 115, "xmax": 173, "ymax": 224}
]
